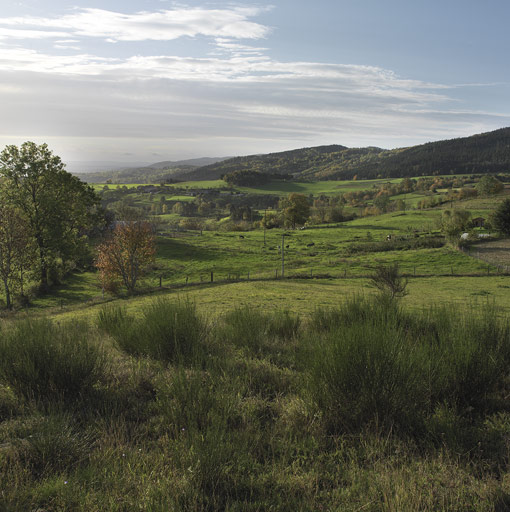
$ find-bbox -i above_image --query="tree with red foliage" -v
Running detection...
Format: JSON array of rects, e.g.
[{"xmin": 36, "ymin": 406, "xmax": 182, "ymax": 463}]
[{"xmin": 96, "ymin": 222, "xmax": 155, "ymax": 294}]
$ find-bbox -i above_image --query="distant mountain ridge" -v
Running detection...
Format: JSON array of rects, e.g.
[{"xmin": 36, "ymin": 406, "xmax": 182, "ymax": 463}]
[
  {"xmin": 76, "ymin": 156, "xmax": 231, "ymax": 183},
  {"xmin": 147, "ymin": 157, "xmax": 230, "ymax": 170},
  {"xmin": 187, "ymin": 127, "xmax": 510, "ymax": 181},
  {"xmin": 77, "ymin": 127, "xmax": 510, "ymax": 184}
]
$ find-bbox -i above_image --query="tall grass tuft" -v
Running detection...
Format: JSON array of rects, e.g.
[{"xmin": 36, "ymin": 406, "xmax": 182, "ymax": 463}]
[
  {"xmin": 303, "ymin": 315, "xmax": 424, "ymax": 433},
  {"xmin": 97, "ymin": 299, "xmax": 205, "ymax": 362},
  {"xmin": 219, "ymin": 307, "xmax": 300, "ymax": 357},
  {"xmin": 220, "ymin": 306, "xmax": 269, "ymax": 352},
  {"xmin": 8, "ymin": 413, "xmax": 93, "ymax": 477},
  {"xmin": 0, "ymin": 318, "xmax": 105, "ymax": 401},
  {"xmin": 302, "ymin": 297, "xmax": 510, "ymax": 435},
  {"xmin": 267, "ymin": 309, "xmax": 301, "ymax": 340}
]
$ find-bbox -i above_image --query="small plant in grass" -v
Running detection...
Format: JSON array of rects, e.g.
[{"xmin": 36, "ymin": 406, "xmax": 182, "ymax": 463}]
[
  {"xmin": 369, "ymin": 263, "xmax": 408, "ymax": 301},
  {"xmin": 0, "ymin": 318, "xmax": 105, "ymax": 401}
]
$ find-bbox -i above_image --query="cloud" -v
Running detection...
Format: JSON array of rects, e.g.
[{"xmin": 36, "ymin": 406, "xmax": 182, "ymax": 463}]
[
  {"xmin": 0, "ymin": 27, "xmax": 69, "ymax": 40},
  {"xmin": 0, "ymin": 7, "xmax": 271, "ymax": 42},
  {"xmin": 0, "ymin": 5, "xmax": 507, "ymax": 161}
]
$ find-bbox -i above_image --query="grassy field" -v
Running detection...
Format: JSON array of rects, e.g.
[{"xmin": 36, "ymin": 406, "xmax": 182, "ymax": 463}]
[
  {"xmin": 3, "ymin": 177, "xmax": 510, "ymax": 510},
  {"xmin": 34, "ymin": 275, "xmax": 510, "ymax": 326},
  {"xmin": 3, "ymin": 200, "xmax": 505, "ymax": 315}
]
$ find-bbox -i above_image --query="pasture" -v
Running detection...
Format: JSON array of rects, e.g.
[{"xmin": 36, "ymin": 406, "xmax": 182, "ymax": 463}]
[{"xmin": 2, "ymin": 176, "xmax": 510, "ymax": 511}]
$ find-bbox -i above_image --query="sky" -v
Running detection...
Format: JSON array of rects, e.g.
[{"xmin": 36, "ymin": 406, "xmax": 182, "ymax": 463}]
[{"xmin": 1, "ymin": 0, "xmax": 510, "ymax": 168}]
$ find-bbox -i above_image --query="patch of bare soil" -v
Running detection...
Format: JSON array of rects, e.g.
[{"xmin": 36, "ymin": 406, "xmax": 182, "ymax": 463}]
[{"xmin": 470, "ymin": 238, "xmax": 510, "ymax": 269}]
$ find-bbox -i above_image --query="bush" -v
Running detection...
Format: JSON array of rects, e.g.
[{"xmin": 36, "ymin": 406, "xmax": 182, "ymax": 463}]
[
  {"xmin": 97, "ymin": 299, "xmax": 205, "ymax": 362},
  {"xmin": 369, "ymin": 263, "xmax": 408, "ymax": 301},
  {"xmin": 0, "ymin": 319, "xmax": 105, "ymax": 401},
  {"xmin": 303, "ymin": 309, "xmax": 425, "ymax": 433},
  {"xmin": 220, "ymin": 307, "xmax": 270, "ymax": 353},
  {"xmin": 301, "ymin": 297, "xmax": 510, "ymax": 435},
  {"xmin": 267, "ymin": 310, "xmax": 301, "ymax": 340}
]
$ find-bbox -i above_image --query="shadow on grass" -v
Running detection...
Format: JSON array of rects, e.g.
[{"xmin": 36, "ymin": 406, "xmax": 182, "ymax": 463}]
[
  {"xmin": 343, "ymin": 224, "xmax": 401, "ymax": 231},
  {"xmin": 157, "ymin": 237, "xmax": 225, "ymax": 262}
]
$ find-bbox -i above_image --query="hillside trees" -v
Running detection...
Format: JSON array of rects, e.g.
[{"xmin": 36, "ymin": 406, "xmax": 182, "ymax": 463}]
[
  {"xmin": 96, "ymin": 222, "xmax": 156, "ymax": 293},
  {"xmin": 0, "ymin": 142, "xmax": 101, "ymax": 290},
  {"xmin": 439, "ymin": 209, "xmax": 471, "ymax": 243}
]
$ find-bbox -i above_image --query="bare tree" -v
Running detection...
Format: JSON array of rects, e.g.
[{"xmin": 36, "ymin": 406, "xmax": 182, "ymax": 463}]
[
  {"xmin": 96, "ymin": 222, "xmax": 156, "ymax": 294},
  {"xmin": 370, "ymin": 263, "xmax": 408, "ymax": 301}
]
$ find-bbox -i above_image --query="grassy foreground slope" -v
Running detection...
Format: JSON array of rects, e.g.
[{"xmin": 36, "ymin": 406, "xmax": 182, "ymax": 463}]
[{"xmin": 2, "ymin": 296, "xmax": 510, "ymax": 510}]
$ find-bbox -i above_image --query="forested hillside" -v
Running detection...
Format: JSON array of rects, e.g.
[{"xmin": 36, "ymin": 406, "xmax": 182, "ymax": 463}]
[
  {"xmin": 185, "ymin": 144, "xmax": 359, "ymax": 180},
  {"xmin": 190, "ymin": 127, "xmax": 510, "ymax": 181}
]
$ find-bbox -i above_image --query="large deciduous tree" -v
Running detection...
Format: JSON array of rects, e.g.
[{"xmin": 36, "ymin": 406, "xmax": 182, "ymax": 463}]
[
  {"xmin": 0, "ymin": 206, "xmax": 34, "ymax": 309},
  {"xmin": 280, "ymin": 193, "xmax": 310, "ymax": 229},
  {"xmin": 476, "ymin": 175, "xmax": 504, "ymax": 196},
  {"xmin": 491, "ymin": 199, "xmax": 510, "ymax": 236},
  {"xmin": 96, "ymin": 222, "xmax": 156, "ymax": 294},
  {"xmin": 0, "ymin": 142, "xmax": 101, "ymax": 290}
]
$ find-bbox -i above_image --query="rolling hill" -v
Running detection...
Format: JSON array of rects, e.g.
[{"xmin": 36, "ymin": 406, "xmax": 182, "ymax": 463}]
[
  {"xmin": 77, "ymin": 127, "xmax": 510, "ymax": 183},
  {"xmin": 187, "ymin": 127, "xmax": 510, "ymax": 181}
]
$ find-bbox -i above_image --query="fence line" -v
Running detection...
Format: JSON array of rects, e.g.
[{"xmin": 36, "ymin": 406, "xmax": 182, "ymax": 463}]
[{"xmin": 150, "ymin": 265, "xmax": 509, "ymax": 294}]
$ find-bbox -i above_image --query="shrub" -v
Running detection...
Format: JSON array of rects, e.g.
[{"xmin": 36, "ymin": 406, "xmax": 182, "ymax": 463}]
[
  {"xmin": 303, "ymin": 314, "xmax": 425, "ymax": 433},
  {"xmin": 97, "ymin": 299, "xmax": 205, "ymax": 362},
  {"xmin": 96, "ymin": 303, "xmax": 132, "ymax": 337},
  {"xmin": 140, "ymin": 299, "xmax": 205, "ymax": 361},
  {"xmin": 369, "ymin": 263, "xmax": 408, "ymax": 301},
  {"xmin": 267, "ymin": 310, "xmax": 301, "ymax": 340},
  {"xmin": 220, "ymin": 307, "xmax": 270, "ymax": 353},
  {"xmin": 302, "ymin": 298, "xmax": 510, "ymax": 435},
  {"xmin": 0, "ymin": 319, "xmax": 105, "ymax": 401}
]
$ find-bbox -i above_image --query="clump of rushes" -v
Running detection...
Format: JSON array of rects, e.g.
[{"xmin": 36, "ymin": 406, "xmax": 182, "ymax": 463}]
[
  {"xmin": 219, "ymin": 306, "xmax": 300, "ymax": 356},
  {"xmin": 0, "ymin": 318, "xmax": 105, "ymax": 402},
  {"xmin": 302, "ymin": 297, "xmax": 510, "ymax": 435},
  {"xmin": 97, "ymin": 298, "xmax": 206, "ymax": 362}
]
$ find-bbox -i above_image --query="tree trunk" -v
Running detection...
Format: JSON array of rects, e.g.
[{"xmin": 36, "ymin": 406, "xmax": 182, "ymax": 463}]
[{"xmin": 3, "ymin": 278, "xmax": 11, "ymax": 310}]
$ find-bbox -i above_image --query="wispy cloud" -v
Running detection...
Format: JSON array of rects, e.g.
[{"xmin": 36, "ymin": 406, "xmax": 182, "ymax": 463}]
[
  {"xmin": 0, "ymin": 7, "xmax": 271, "ymax": 42},
  {"xmin": 0, "ymin": 4, "xmax": 507, "ymax": 161}
]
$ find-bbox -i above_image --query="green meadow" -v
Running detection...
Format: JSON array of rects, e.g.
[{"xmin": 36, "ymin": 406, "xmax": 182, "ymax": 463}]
[{"xmin": 3, "ymin": 176, "xmax": 510, "ymax": 510}]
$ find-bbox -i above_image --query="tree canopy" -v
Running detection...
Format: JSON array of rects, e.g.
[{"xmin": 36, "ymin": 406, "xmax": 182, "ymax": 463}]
[
  {"xmin": 280, "ymin": 193, "xmax": 310, "ymax": 229},
  {"xmin": 0, "ymin": 142, "xmax": 101, "ymax": 290},
  {"xmin": 491, "ymin": 199, "xmax": 510, "ymax": 236},
  {"xmin": 96, "ymin": 221, "xmax": 156, "ymax": 293}
]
